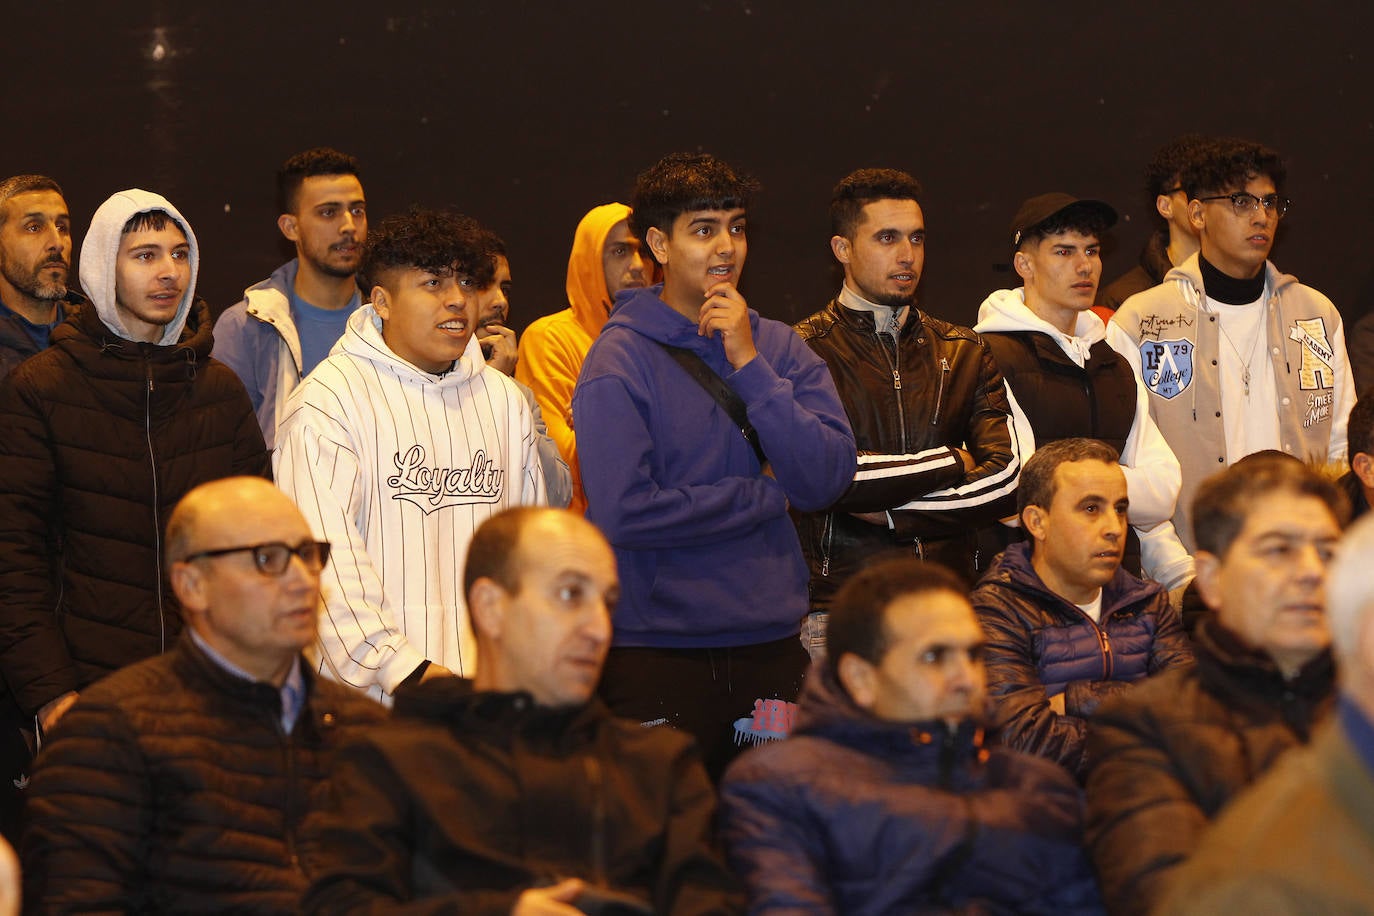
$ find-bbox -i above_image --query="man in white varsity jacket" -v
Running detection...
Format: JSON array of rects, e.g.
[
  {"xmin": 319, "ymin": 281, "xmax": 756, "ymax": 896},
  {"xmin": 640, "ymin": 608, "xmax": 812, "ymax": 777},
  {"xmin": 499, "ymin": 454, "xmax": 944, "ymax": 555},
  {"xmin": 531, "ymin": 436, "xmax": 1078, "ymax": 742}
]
[
  {"xmin": 1110, "ymin": 138, "xmax": 1355, "ymax": 554},
  {"xmin": 274, "ymin": 208, "xmax": 546, "ymax": 702}
]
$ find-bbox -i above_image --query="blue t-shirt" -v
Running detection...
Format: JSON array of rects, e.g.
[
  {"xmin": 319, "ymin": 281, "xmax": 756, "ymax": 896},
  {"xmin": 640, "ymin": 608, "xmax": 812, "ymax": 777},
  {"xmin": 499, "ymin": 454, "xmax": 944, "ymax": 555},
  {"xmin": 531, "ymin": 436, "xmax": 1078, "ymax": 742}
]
[
  {"xmin": 0, "ymin": 298, "xmax": 66, "ymax": 352},
  {"xmin": 292, "ymin": 290, "xmax": 359, "ymax": 376}
]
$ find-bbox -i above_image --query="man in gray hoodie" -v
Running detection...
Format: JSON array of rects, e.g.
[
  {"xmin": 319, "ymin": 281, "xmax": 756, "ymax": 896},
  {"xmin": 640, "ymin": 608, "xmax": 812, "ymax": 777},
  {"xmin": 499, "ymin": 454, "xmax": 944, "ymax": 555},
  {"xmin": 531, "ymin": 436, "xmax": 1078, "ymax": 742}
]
[{"xmin": 0, "ymin": 189, "xmax": 268, "ymax": 745}]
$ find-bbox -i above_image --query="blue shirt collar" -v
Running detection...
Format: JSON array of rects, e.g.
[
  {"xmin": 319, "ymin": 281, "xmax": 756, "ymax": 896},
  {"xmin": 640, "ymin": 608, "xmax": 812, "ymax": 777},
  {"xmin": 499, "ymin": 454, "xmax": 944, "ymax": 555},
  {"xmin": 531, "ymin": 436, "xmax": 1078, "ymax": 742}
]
[
  {"xmin": 188, "ymin": 629, "xmax": 306, "ymax": 733},
  {"xmin": 1338, "ymin": 693, "xmax": 1374, "ymax": 773}
]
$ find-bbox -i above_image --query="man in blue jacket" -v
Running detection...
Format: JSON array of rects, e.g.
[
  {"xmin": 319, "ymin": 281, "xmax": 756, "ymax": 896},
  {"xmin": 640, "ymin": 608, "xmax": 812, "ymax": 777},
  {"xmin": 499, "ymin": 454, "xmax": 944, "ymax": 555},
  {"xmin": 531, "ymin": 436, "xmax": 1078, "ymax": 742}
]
[
  {"xmin": 573, "ymin": 152, "xmax": 856, "ymax": 780},
  {"xmin": 720, "ymin": 558, "xmax": 1101, "ymax": 914},
  {"xmin": 971, "ymin": 438, "xmax": 1193, "ymax": 778}
]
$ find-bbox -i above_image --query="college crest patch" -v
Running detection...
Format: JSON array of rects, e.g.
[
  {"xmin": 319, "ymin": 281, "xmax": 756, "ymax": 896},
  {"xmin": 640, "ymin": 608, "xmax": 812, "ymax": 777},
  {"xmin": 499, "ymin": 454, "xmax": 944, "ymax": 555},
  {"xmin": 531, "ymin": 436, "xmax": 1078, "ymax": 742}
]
[
  {"xmin": 1139, "ymin": 339, "xmax": 1194, "ymax": 400},
  {"xmin": 1289, "ymin": 317, "xmax": 1336, "ymax": 391}
]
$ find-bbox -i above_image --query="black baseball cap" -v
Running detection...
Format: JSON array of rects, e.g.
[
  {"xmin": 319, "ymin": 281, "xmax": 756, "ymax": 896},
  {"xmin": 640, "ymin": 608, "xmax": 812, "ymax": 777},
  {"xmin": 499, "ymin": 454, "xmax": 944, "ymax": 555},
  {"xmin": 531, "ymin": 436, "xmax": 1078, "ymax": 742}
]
[{"xmin": 1010, "ymin": 193, "xmax": 1117, "ymax": 248}]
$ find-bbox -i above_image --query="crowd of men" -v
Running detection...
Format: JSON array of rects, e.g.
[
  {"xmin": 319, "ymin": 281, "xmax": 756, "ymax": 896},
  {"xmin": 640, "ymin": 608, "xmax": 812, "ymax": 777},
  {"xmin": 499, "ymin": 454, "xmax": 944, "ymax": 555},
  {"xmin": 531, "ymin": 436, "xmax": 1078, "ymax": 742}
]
[{"xmin": 0, "ymin": 134, "xmax": 1371, "ymax": 913}]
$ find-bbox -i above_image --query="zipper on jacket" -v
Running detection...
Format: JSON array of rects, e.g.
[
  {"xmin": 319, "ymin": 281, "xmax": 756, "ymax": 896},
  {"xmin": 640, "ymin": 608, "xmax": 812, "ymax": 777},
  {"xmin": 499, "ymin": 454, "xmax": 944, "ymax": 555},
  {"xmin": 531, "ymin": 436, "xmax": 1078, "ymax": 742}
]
[
  {"xmin": 820, "ymin": 513, "xmax": 833, "ymax": 577},
  {"xmin": 932, "ymin": 357, "xmax": 949, "ymax": 426},
  {"xmin": 144, "ymin": 355, "xmax": 165, "ymax": 652},
  {"xmin": 1095, "ymin": 624, "xmax": 1113, "ymax": 680},
  {"xmin": 279, "ymin": 720, "xmax": 301, "ymax": 871},
  {"xmin": 873, "ymin": 329, "xmax": 907, "ymax": 452},
  {"xmin": 583, "ymin": 754, "xmax": 607, "ymax": 886},
  {"xmin": 937, "ymin": 726, "xmax": 957, "ymax": 788}
]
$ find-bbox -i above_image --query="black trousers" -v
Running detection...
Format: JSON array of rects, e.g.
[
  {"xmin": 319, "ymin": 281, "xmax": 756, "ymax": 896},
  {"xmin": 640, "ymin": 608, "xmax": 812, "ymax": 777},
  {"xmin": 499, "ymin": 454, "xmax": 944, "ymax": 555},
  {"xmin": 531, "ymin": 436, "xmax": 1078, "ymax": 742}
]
[{"xmin": 597, "ymin": 635, "xmax": 810, "ymax": 784}]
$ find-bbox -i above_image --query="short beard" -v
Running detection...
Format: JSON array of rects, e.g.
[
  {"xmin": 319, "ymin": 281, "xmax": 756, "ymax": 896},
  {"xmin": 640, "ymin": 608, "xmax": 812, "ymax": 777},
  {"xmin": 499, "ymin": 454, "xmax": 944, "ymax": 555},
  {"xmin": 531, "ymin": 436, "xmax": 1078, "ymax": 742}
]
[
  {"xmin": 867, "ymin": 288, "xmax": 917, "ymax": 310},
  {"xmin": 2, "ymin": 260, "xmax": 67, "ymax": 301}
]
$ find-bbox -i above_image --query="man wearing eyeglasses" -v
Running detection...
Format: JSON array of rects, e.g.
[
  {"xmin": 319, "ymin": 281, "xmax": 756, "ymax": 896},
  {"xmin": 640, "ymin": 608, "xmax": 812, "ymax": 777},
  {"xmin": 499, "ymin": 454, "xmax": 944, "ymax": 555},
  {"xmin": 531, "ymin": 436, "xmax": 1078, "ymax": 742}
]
[
  {"xmin": 21, "ymin": 476, "xmax": 384, "ymax": 914},
  {"xmin": 1110, "ymin": 138, "xmax": 1355, "ymax": 553}
]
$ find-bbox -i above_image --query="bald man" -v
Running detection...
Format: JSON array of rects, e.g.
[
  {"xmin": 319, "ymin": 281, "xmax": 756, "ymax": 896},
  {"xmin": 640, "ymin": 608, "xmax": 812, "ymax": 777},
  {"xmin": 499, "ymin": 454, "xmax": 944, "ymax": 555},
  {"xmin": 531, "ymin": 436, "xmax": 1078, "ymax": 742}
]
[
  {"xmin": 22, "ymin": 477, "xmax": 384, "ymax": 915},
  {"xmin": 304, "ymin": 508, "xmax": 742, "ymax": 915}
]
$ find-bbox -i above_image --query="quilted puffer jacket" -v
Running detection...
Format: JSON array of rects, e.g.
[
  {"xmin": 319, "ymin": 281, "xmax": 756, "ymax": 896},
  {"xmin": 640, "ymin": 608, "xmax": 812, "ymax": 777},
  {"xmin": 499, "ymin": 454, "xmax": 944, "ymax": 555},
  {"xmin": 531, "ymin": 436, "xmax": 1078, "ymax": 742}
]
[
  {"xmin": 0, "ymin": 299, "xmax": 269, "ymax": 718},
  {"xmin": 971, "ymin": 542, "xmax": 1194, "ymax": 778}
]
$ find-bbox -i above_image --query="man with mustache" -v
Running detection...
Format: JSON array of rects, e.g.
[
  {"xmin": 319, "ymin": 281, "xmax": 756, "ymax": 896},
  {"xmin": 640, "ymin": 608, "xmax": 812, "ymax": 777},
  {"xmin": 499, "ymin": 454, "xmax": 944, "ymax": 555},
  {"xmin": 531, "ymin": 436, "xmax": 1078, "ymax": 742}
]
[
  {"xmin": 971, "ymin": 438, "xmax": 1193, "ymax": 779},
  {"xmin": 792, "ymin": 168, "xmax": 1020, "ymax": 658},
  {"xmin": 469, "ymin": 231, "xmax": 571, "ymax": 507},
  {"xmin": 0, "ymin": 190, "xmax": 269, "ymax": 835},
  {"xmin": 0, "ymin": 175, "xmax": 82, "ymax": 380},
  {"xmin": 214, "ymin": 147, "xmax": 367, "ymax": 449},
  {"xmin": 1110, "ymin": 137, "xmax": 1355, "ymax": 554}
]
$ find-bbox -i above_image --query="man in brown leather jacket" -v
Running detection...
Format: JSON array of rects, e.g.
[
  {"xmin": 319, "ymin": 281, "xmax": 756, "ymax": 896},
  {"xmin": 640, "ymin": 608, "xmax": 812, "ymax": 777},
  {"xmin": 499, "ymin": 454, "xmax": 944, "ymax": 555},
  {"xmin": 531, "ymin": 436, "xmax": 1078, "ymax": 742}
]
[{"xmin": 793, "ymin": 168, "xmax": 1020, "ymax": 651}]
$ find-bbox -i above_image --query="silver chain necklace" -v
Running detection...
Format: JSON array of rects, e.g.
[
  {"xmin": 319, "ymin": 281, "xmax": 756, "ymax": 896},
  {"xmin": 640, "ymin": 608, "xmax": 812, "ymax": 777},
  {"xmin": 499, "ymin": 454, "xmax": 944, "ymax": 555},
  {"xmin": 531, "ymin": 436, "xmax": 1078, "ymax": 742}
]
[{"xmin": 1216, "ymin": 309, "xmax": 1264, "ymax": 397}]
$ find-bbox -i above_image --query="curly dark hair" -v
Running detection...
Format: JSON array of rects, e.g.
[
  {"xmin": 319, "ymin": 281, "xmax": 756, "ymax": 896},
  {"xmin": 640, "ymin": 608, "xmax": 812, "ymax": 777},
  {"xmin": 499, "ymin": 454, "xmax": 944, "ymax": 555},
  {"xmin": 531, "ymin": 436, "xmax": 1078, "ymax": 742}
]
[
  {"xmin": 629, "ymin": 152, "xmax": 759, "ymax": 261},
  {"xmin": 1143, "ymin": 135, "xmax": 1213, "ymax": 200},
  {"xmin": 829, "ymin": 168, "xmax": 923, "ymax": 238},
  {"xmin": 1180, "ymin": 137, "xmax": 1286, "ymax": 199},
  {"xmin": 276, "ymin": 147, "xmax": 362, "ymax": 214},
  {"xmin": 357, "ymin": 207, "xmax": 497, "ymax": 292},
  {"xmin": 1349, "ymin": 388, "xmax": 1374, "ymax": 460}
]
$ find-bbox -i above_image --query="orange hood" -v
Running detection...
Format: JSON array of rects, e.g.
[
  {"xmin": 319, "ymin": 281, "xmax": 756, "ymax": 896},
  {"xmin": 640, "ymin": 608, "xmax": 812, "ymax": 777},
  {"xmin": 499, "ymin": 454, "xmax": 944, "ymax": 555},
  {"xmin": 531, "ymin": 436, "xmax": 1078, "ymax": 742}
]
[{"xmin": 566, "ymin": 202, "xmax": 632, "ymax": 339}]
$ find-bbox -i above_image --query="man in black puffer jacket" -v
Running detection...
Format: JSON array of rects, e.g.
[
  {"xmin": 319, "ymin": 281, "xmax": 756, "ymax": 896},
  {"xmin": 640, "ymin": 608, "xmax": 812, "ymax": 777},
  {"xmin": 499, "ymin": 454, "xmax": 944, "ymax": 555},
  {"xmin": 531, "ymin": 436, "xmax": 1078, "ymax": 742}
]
[
  {"xmin": 22, "ymin": 477, "xmax": 385, "ymax": 913},
  {"xmin": 793, "ymin": 168, "xmax": 1020, "ymax": 652},
  {"xmin": 1085, "ymin": 453, "xmax": 1346, "ymax": 916},
  {"xmin": 972, "ymin": 439, "xmax": 1193, "ymax": 780},
  {"xmin": 0, "ymin": 189, "xmax": 269, "ymax": 755}
]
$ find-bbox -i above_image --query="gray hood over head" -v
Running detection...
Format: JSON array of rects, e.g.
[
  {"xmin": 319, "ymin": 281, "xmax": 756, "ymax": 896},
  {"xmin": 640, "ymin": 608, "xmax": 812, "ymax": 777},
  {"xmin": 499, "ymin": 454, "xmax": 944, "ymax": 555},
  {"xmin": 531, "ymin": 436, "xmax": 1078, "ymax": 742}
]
[{"xmin": 79, "ymin": 189, "xmax": 200, "ymax": 346}]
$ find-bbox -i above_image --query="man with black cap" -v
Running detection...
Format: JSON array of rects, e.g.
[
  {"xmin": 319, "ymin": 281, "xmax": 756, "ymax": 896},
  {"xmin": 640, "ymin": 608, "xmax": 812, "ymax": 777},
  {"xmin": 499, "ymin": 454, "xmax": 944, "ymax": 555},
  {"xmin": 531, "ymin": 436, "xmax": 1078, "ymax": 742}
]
[
  {"xmin": 792, "ymin": 168, "xmax": 1019, "ymax": 654},
  {"xmin": 974, "ymin": 193, "xmax": 1192, "ymax": 592}
]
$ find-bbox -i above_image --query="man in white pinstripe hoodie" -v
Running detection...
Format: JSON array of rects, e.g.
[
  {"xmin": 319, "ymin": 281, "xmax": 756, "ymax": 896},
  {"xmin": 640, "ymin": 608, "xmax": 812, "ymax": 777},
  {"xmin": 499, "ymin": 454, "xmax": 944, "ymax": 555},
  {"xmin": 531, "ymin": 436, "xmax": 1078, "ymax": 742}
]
[{"xmin": 274, "ymin": 207, "xmax": 545, "ymax": 703}]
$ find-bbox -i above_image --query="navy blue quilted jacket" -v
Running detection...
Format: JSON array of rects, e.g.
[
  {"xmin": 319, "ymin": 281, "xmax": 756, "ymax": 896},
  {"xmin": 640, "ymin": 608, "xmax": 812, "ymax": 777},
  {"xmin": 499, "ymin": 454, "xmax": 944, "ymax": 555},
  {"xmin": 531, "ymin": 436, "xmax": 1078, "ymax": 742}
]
[
  {"xmin": 972, "ymin": 543, "xmax": 1194, "ymax": 779},
  {"xmin": 719, "ymin": 667, "xmax": 1104, "ymax": 915}
]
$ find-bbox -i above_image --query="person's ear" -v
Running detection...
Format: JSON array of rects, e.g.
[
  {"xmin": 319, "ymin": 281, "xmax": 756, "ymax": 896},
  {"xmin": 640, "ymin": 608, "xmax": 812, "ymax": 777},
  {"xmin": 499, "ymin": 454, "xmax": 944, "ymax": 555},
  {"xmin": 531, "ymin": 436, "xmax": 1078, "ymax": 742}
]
[
  {"xmin": 1193, "ymin": 550, "xmax": 1224, "ymax": 612},
  {"xmin": 646, "ymin": 226, "xmax": 670, "ymax": 267},
  {"xmin": 169, "ymin": 561, "xmax": 209, "ymax": 618},
  {"xmin": 1353, "ymin": 452, "xmax": 1374, "ymax": 490},
  {"xmin": 1013, "ymin": 249, "xmax": 1033, "ymax": 283},
  {"xmin": 830, "ymin": 235, "xmax": 851, "ymax": 265},
  {"xmin": 277, "ymin": 213, "xmax": 299, "ymax": 243},
  {"xmin": 467, "ymin": 578, "xmax": 506, "ymax": 641},
  {"xmin": 1155, "ymin": 194, "xmax": 1175, "ymax": 222},
  {"xmin": 1022, "ymin": 503, "xmax": 1049, "ymax": 542},
  {"xmin": 1188, "ymin": 199, "xmax": 1206, "ymax": 233},
  {"xmin": 370, "ymin": 286, "xmax": 389, "ymax": 320},
  {"xmin": 836, "ymin": 652, "xmax": 878, "ymax": 711}
]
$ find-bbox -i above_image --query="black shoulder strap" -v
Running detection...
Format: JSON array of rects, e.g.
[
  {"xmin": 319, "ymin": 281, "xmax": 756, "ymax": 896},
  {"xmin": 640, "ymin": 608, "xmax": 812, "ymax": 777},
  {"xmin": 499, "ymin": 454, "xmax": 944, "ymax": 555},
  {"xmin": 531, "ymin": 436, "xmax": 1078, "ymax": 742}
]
[{"xmin": 659, "ymin": 343, "xmax": 767, "ymax": 466}]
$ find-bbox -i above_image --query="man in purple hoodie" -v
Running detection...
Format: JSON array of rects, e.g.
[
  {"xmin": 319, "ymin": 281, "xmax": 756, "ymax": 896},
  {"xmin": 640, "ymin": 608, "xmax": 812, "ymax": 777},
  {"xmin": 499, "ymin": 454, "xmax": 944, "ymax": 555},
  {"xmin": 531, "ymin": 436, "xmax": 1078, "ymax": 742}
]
[{"xmin": 572, "ymin": 153, "xmax": 856, "ymax": 780}]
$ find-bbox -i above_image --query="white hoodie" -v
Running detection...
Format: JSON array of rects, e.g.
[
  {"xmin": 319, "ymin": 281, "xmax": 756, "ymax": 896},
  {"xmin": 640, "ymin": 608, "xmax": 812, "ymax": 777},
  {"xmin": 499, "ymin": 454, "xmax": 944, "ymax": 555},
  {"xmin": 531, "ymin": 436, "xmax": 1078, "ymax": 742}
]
[
  {"xmin": 79, "ymin": 189, "xmax": 200, "ymax": 346},
  {"xmin": 975, "ymin": 288, "xmax": 1194, "ymax": 589},
  {"xmin": 274, "ymin": 305, "xmax": 546, "ymax": 702}
]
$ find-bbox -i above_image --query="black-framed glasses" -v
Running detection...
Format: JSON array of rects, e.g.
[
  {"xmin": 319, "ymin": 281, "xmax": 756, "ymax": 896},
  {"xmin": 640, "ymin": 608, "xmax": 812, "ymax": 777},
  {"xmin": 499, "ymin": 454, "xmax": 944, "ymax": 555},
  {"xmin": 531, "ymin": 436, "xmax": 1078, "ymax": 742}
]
[
  {"xmin": 184, "ymin": 540, "xmax": 331, "ymax": 576},
  {"xmin": 1197, "ymin": 192, "xmax": 1290, "ymax": 219}
]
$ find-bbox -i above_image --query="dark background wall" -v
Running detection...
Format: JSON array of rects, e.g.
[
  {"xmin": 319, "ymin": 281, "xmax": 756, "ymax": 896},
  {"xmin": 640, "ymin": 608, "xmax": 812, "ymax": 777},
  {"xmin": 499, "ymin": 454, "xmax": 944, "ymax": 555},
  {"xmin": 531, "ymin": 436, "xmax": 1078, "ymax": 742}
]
[{"xmin": 9, "ymin": 1, "xmax": 1374, "ymax": 332}]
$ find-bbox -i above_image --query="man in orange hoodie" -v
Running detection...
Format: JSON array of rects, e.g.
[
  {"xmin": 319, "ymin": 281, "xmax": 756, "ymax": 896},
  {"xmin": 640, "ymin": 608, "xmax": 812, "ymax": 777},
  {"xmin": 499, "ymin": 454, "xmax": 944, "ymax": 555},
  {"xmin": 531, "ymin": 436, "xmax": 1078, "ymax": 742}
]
[{"xmin": 516, "ymin": 204, "xmax": 653, "ymax": 514}]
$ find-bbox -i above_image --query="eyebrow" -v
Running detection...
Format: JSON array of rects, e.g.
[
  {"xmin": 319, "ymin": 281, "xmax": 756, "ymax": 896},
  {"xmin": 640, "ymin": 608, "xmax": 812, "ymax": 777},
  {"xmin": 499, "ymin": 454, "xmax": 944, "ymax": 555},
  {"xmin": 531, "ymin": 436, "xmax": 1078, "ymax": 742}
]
[{"xmin": 21, "ymin": 211, "xmax": 68, "ymax": 221}]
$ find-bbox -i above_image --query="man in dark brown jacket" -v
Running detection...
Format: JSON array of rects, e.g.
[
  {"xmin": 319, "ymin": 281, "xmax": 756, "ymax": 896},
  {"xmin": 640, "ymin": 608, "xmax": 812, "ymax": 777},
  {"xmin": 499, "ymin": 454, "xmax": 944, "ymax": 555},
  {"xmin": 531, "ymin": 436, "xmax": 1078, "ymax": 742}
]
[
  {"xmin": 1085, "ymin": 452, "xmax": 1345, "ymax": 915},
  {"xmin": 22, "ymin": 477, "xmax": 384, "ymax": 914}
]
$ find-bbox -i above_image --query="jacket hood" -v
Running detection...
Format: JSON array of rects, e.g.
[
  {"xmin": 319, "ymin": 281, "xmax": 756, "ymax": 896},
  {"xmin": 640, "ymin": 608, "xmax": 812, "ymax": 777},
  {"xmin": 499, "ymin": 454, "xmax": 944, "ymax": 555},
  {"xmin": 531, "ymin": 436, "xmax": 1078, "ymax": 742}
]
[
  {"xmin": 604, "ymin": 283, "xmax": 762, "ymax": 354},
  {"xmin": 339, "ymin": 303, "xmax": 486, "ymax": 385},
  {"xmin": 1160, "ymin": 251, "xmax": 1298, "ymax": 313},
  {"xmin": 80, "ymin": 189, "xmax": 200, "ymax": 346},
  {"xmin": 567, "ymin": 203, "xmax": 633, "ymax": 339},
  {"xmin": 982, "ymin": 541, "xmax": 1161, "ymax": 618},
  {"xmin": 974, "ymin": 288, "xmax": 1105, "ymax": 365}
]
